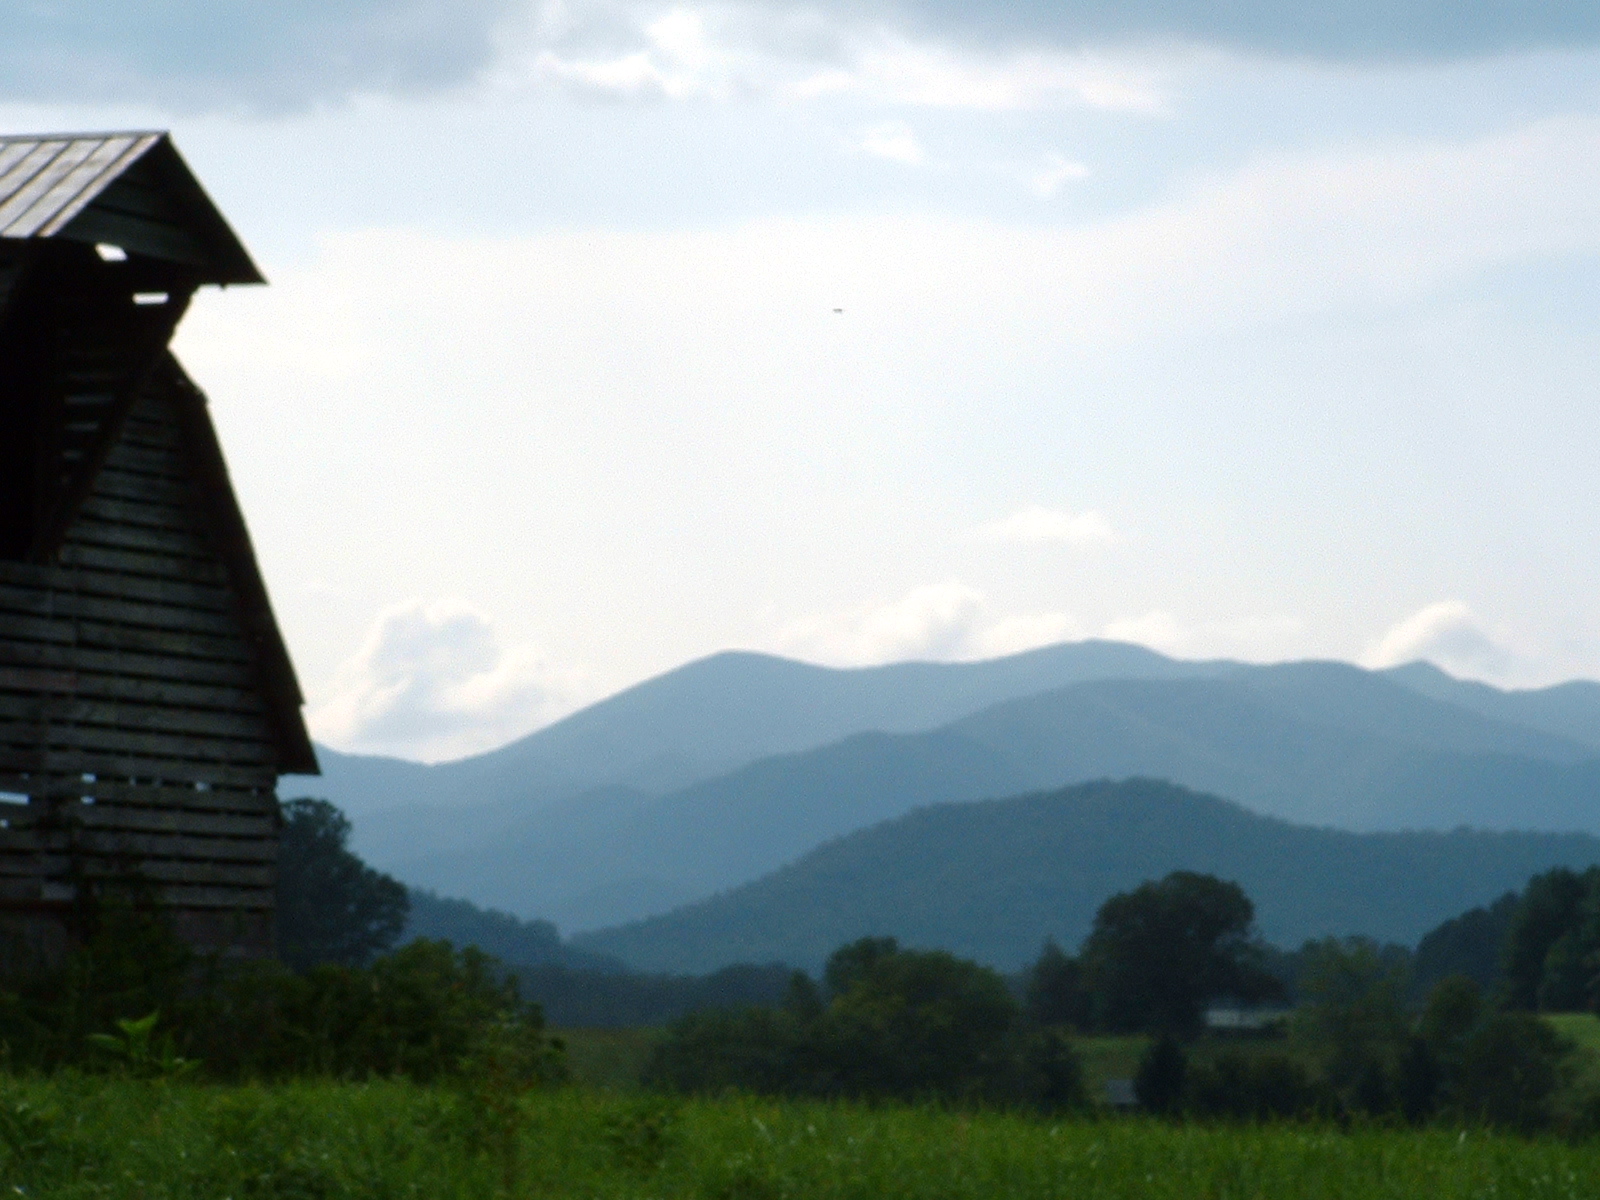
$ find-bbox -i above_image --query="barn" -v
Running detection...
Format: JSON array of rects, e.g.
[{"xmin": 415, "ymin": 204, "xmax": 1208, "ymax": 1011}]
[{"xmin": 0, "ymin": 132, "xmax": 317, "ymax": 961}]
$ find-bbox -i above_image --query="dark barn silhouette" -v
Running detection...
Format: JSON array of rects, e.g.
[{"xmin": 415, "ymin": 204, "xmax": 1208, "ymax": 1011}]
[{"xmin": 0, "ymin": 132, "xmax": 316, "ymax": 960}]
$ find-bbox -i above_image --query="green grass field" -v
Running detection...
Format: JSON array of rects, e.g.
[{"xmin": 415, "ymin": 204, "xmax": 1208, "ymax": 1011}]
[{"xmin": 3, "ymin": 1076, "xmax": 1600, "ymax": 1199}]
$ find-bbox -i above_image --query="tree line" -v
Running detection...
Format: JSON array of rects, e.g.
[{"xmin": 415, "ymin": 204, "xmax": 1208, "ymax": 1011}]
[{"xmin": 646, "ymin": 869, "xmax": 1600, "ymax": 1132}]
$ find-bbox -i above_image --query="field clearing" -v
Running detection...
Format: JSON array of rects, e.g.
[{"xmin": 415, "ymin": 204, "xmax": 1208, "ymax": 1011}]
[{"xmin": 3, "ymin": 1077, "xmax": 1600, "ymax": 1198}]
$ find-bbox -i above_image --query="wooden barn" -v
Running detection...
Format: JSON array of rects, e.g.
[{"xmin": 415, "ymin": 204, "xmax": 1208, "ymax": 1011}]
[{"xmin": 0, "ymin": 132, "xmax": 317, "ymax": 961}]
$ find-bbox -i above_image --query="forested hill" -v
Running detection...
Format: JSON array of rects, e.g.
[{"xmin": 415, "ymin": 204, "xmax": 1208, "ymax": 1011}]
[
  {"xmin": 573, "ymin": 778, "xmax": 1600, "ymax": 974},
  {"xmin": 393, "ymin": 664, "xmax": 1600, "ymax": 932}
]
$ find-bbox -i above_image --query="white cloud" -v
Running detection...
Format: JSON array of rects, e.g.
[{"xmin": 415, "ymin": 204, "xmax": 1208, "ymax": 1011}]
[
  {"xmin": 494, "ymin": 5, "xmax": 1169, "ymax": 111},
  {"xmin": 1361, "ymin": 601, "xmax": 1515, "ymax": 679},
  {"xmin": 1103, "ymin": 610, "xmax": 1307, "ymax": 661},
  {"xmin": 522, "ymin": 7, "xmax": 746, "ymax": 100},
  {"xmin": 858, "ymin": 120, "xmax": 927, "ymax": 165},
  {"xmin": 980, "ymin": 505, "xmax": 1116, "ymax": 545},
  {"xmin": 309, "ymin": 599, "xmax": 588, "ymax": 762},
  {"xmin": 1026, "ymin": 151, "xmax": 1091, "ymax": 198},
  {"xmin": 968, "ymin": 611, "xmax": 1085, "ymax": 658},
  {"xmin": 792, "ymin": 38, "xmax": 1166, "ymax": 112},
  {"xmin": 773, "ymin": 581, "xmax": 1080, "ymax": 666}
]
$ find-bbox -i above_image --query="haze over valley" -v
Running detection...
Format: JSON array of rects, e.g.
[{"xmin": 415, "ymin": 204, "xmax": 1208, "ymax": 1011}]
[{"xmin": 281, "ymin": 640, "xmax": 1600, "ymax": 972}]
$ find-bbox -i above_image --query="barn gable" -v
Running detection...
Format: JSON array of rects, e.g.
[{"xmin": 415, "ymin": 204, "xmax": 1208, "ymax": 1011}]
[{"xmin": 0, "ymin": 132, "xmax": 312, "ymax": 960}]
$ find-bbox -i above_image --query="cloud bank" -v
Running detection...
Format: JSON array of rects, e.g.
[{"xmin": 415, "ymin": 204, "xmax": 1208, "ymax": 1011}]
[
  {"xmin": 5, "ymin": 0, "xmax": 1595, "ymax": 110},
  {"xmin": 0, "ymin": 0, "xmax": 518, "ymax": 110},
  {"xmin": 863, "ymin": 0, "xmax": 1600, "ymax": 61},
  {"xmin": 310, "ymin": 599, "xmax": 585, "ymax": 762},
  {"xmin": 1362, "ymin": 600, "xmax": 1515, "ymax": 679},
  {"xmin": 774, "ymin": 581, "xmax": 1081, "ymax": 666}
]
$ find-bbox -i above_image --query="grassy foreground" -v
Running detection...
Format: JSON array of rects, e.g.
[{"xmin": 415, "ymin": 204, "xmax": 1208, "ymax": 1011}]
[{"xmin": 3, "ymin": 1078, "xmax": 1600, "ymax": 1199}]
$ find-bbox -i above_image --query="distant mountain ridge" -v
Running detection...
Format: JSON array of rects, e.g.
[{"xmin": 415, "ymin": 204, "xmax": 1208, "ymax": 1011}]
[
  {"xmin": 283, "ymin": 643, "xmax": 1600, "ymax": 937},
  {"xmin": 289, "ymin": 641, "xmax": 1240, "ymax": 865},
  {"xmin": 572, "ymin": 779, "xmax": 1600, "ymax": 973},
  {"xmin": 391, "ymin": 660, "xmax": 1600, "ymax": 929}
]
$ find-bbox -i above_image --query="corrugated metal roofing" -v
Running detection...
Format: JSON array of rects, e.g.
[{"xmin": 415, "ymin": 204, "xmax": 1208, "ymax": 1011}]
[
  {"xmin": 0, "ymin": 132, "xmax": 162, "ymax": 239},
  {"xmin": 0, "ymin": 131, "xmax": 262, "ymax": 283}
]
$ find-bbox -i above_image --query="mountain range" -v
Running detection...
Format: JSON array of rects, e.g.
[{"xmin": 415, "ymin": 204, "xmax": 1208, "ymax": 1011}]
[
  {"xmin": 573, "ymin": 778, "xmax": 1600, "ymax": 973},
  {"xmin": 282, "ymin": 643, "xmax": 1600, "ymax": 946}
]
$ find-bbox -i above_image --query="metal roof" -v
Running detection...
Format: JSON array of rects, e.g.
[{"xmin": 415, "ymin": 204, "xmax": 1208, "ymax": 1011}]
[
  {"xmin": 0, "ymin": 133, "xmax": 161, "ymax": 238},
  {"xmin": 0, "ymin": 131, "xmax": 263, "ymax": 284}
]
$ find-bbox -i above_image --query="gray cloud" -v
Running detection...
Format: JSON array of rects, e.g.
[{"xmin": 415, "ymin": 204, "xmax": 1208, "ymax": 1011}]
[
  {"xmin": 0, "ymin": 0, "xmax": 1590, "ymax": 113},
  {"xmin": 0, "ymin": 0, "xmax": 517, "ymax": 110},
  {"xmin": 870, "ymin": 0, "xmax": 1600, "ymax": 60}
]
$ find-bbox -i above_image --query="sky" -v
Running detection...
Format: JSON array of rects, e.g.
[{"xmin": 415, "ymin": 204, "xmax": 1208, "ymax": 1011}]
[{"xmin": 7, "ymin": 2, "xmax": 1600, "ymax": 761}]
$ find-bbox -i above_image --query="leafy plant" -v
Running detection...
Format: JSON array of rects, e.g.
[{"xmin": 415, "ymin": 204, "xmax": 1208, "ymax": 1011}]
[{"xmin": 86, "ymin": 1009, "xmax": 198, "ymax": 1079}]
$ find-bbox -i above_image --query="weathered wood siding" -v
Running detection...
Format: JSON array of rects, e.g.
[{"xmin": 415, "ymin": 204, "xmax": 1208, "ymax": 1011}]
[{"xmin": 0, "ymin": 378, "xmax": 279, "ymax": 955}]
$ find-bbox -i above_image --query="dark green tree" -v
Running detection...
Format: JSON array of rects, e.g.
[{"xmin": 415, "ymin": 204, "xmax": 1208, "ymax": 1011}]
[
  {"xmin": 277, "ymin": 797, "xmax": 408, "ymax": 971},
  {"xmin": 1451, "ymin": 1013, "xmax": 1570, "ymax": 1131},
  {"xmin": 1134, "ymin": 1033, "xmax": 1187, "ymax": 1114},
  {"xmin": 1025, "ymin": 940, "xmax": 1092, "ymax": 1029},
  {"xmin": 1080, "ymin": 871, "xmax": 1282, "ymax": 1035},
  {"xmin": 1412, "ymin": 892, "xmax": 1518, "ymax": 997},
  {"xmin": 823, "ymin": 936, "xmax": 901, "ymax": 998},
  {"xmin": 820, "ymin": 940, "xmax": 1020, "ymax": 1098},
  {"xmin": 641, "ymin": 937, "xmax": 1085, "ymax": 1108},
  {"xmin": 1294, "ymin": 936, "xmax": 1411, "ymax": 1103},
  {"xmin": 1500, "ymin": 867, "xmax": 1598, "ymax": 1010}
]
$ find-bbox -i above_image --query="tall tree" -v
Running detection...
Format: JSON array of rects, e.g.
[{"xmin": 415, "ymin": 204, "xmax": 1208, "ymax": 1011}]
[
  {"xmin": 1080, "ymin": 871, "xmax": 1282, "ymax": 1035},
  {"xmin": 1500, "ymin": 867, "xmax": 1600, "ymax": 1010},
  {"xmin": 277, "ymin": 797, "xmax": 409, "ymax": 971}
]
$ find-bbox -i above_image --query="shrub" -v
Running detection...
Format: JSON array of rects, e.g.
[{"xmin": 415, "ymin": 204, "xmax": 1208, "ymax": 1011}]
[
  {"xmin": 1185, "ymin": 1050, "xmax": 1326, "ymax": 1121},
  {"xmin": 1134, "ymin": 1034, "xmax": 1187, "ymax": 1115}
]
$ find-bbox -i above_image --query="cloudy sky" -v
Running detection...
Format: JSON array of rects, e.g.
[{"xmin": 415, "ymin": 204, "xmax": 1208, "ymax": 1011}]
[{"xmin": 10, "ymin": 2, "xmax": 1600, "ymax": 760}]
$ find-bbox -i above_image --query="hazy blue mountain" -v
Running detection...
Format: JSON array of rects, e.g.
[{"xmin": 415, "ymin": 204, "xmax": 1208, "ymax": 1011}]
[
  {"xmin": 392, "ymin": 731, "xmax": 1029, "ymax": 928},
  {"xmin": 403, "ymin": 889, "xmax": 624, "ymax": 972},
  {"xmin": 1382, "ymin": 661, "xmax": 1600, "ymax": 752},
  {"xmin": 944, "ymin": 673, "xmax": 1600, "ymax": 829},
  {"xmin": 283, "ymin": 641, "xmax": 1239, "ymax": 863},
  {"xmin": 573, "ymin": 779, "xmax": 1600, "ymax": 974},
  {"xmin": 387, "ymin": 664, "xmax": 1600, "ymax": 930}
]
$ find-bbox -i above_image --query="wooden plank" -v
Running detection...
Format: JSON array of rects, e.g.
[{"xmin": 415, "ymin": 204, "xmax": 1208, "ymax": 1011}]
[
  {"xmin": 0, "ymin": 879, "xmax": 55, "ymax": 901},
  {"xmin": 0, "ymin": 855, "xmax": 272, "ymax": 889},
  {"xmin": 111, "ymin": 421, "xmax": 179, "ymax": 451},
  {"xmin": 58, "ymin": 621, "xmax": 255, "ymax": 664},
  {"xmin": 0, "ymin": 561, "xmax": 57, "ymax": 590},
  {"xmin": 31, "ymin": 569, "xmax": 233, "ymax": 615},
  {"xmin": 69, "ymin": 805, "xmax": 275, "ymax": 838},
  {"xmin": 0, "ymin": 722, "xmax": 277, "ymax": 766},
  {"xmin": 89, "ymin": 469, "xmax": 193, "ymax": 506},
  {"xmin": 0, "ymin": 751, "xmax": 276, "ymax": 788},
  {"xmin": 61, "ymin": 517, "xmax": 210, "ymax": 559},
  {"xmin": 97, "ymin": 440, "xmax": 186, "ymax": 477},
  {"xmin": 0, "ymin": 664, "xmax": 265, "ymax": 713},
  {"xmin": 0, "ymin": 665, "xmax": 77, "ymax": 693},
  {"xmin": 0, "ymin": 839, "xmax": 54, "ymax": 862},
  {"xmin": 97, "ymin": 859, "xmax": 272, "ymax": 888},
  {"xmin": 0, "ymin": 582, "xmax": 243, "ymax": 636},
  {"xmin": 0, "ymin": 854, "xmax": 65, "ymax": 878},
  {"xmin": 0, "ymin": 694, "xmax": 273, "ymax": 740},
  {"xmin": 160, "ymin": 885, "xmax": 273, "ymax": 910},
  {"xmin": 0, "ymin": 639, "xmax": 258, "ymax": 688},
  {"xmin": 0, "ymin": 612, "xmax": 73, "ymax": 647},
  {"xmin": 0, "ymin": 775, "xmax": 276, "ymax": 812},
  {"xmin": 72, "ymin": 830, "xmax": 275, "ymax": 863},
  {"xmin": 54, "ymin": 542, "xmax": 228, "ymax": 586},
  {"xmin": 76, "ymin": 494, "xmax": 201, "ymax": 535}
]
